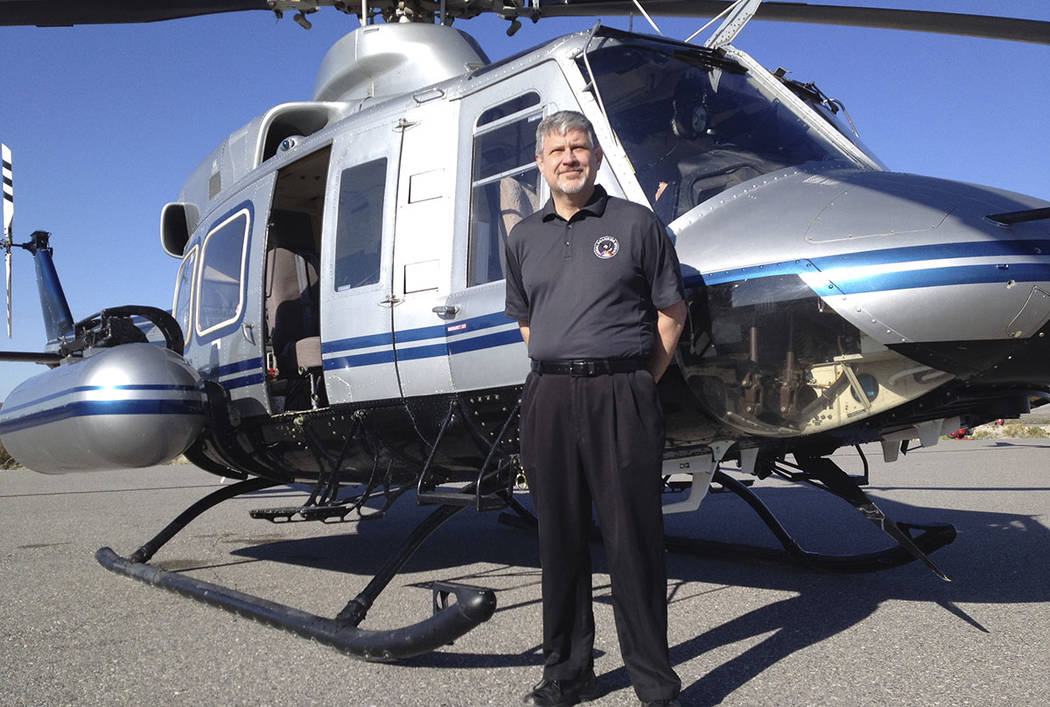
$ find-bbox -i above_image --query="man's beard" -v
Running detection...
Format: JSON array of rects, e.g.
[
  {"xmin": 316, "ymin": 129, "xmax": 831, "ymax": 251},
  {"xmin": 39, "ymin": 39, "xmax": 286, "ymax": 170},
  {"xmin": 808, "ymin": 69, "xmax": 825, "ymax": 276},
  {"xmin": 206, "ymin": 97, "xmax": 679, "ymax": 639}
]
[{"xmin": 556, "ymin": 171, "xmax": 588, "ymax": 194}]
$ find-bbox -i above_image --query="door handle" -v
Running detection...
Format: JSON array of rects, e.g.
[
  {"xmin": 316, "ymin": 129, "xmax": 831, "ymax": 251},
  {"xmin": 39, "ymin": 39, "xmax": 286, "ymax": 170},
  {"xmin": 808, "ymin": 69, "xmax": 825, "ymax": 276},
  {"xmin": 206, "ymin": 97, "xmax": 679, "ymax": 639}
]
[
  {"xmin": 379, "ymin": 293, "xmax": 404, "ymax": 307},
  {"xmin": 431, "ymin": 305, "xmax": 459, "ymax": 320}
]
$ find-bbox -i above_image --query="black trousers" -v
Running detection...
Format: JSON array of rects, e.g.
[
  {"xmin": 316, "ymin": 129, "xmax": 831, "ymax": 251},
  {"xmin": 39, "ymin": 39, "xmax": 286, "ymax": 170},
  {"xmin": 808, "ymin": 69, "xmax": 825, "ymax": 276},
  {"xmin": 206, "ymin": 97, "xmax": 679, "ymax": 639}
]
[{"xmin": 520, "ymin": 369, "xmax": 681, "ymax": 702}]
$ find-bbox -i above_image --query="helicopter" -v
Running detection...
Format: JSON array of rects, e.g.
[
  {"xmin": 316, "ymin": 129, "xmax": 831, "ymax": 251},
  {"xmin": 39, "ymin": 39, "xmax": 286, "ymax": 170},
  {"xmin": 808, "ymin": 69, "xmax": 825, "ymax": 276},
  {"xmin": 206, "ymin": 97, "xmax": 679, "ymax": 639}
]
[{"xmin": 1, "ymin": 0, "xmax": 1050, "ymax": 662}]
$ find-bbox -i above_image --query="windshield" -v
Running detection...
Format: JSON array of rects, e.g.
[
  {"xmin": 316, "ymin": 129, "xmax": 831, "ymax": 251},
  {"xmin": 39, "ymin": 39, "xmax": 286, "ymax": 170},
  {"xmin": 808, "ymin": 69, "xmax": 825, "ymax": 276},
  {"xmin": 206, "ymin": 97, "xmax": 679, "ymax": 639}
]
[{"xmin": 582, "ymin": 38, "xmax": 859, "ymax": 223}]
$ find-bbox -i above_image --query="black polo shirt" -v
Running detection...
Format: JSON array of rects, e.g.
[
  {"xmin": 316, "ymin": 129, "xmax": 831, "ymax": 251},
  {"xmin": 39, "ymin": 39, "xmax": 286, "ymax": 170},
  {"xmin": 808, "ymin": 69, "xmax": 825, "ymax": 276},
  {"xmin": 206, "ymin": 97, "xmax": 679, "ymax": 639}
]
[{"xmin": 504, "ymin": 185, "xmax": 685, "ymax": 361}]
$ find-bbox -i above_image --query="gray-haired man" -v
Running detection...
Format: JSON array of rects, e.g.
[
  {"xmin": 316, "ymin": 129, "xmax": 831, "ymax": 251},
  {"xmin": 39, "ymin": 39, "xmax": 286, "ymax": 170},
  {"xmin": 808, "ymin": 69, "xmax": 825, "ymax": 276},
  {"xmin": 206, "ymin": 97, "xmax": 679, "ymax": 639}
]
[{"xmin": 504, "ymin": 110, "xmax": 685, "ymax": 707}]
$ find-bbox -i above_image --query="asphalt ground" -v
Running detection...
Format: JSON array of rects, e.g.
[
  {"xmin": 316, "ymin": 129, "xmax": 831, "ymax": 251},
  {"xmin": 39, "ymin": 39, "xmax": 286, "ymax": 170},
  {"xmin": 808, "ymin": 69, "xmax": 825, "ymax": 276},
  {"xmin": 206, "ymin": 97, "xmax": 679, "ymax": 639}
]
[{"xmin": 1, "ymin": 439, "xmax": 1048, "ymax": 706}]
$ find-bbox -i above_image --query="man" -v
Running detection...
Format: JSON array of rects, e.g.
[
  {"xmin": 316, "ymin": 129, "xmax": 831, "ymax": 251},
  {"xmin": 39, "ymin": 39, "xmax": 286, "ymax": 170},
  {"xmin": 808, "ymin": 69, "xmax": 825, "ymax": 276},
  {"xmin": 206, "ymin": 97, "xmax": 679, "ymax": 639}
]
[{"xmin": 504, "ymin": 110, "xmax": 687, "ymax": 707}]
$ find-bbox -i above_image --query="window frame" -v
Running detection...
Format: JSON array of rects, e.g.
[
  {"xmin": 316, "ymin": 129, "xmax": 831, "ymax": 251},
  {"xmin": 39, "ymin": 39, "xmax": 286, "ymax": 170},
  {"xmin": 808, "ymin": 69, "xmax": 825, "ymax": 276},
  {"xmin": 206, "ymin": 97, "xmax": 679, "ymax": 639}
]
[
  {"xmin": 333, "ymin": 157, "xmax": 389, "ymax": 293},
  {"xmin": 466, "ymin": 96, "xmax": 546, "ymax": 288},
  {"xmin": 171, "ymin": 243, "xmax": 199, "ymax": 346},
  {"xmin": 194, "ymin": 204, "xmax": 252, "ymax": 340}
]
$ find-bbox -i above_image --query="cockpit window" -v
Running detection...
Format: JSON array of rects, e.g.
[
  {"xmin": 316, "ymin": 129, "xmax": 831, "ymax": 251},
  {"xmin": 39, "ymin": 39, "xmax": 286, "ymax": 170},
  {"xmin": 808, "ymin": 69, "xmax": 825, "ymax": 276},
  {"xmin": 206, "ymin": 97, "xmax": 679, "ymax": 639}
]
[{"xmin": 581, "ymin": 40, "xmax": 857, "ymax": 222}]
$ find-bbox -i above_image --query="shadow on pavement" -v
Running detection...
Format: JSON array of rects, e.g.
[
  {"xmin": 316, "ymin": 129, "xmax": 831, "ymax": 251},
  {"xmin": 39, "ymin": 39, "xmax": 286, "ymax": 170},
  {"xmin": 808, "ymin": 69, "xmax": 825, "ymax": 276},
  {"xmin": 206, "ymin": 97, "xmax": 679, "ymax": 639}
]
[{"xmin": 208, "ymin": 474, "xmax": 1050, "ymax": 706}]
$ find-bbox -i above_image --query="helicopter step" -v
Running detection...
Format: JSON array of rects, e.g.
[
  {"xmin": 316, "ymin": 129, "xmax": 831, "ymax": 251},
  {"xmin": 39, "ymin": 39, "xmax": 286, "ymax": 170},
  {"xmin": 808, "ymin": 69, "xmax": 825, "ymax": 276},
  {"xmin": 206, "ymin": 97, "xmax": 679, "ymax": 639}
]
[
  {"xmin": 249, "ymin": 500, "xmax": 392, "ymax": 523},
  {"xmin": 415, "ymin": 487, "xmax": 509, "ymax": 510},
  {"xmin": 248, "ymin": 483, "xmax": 410, "ymax": 524},
  {"xmin": 96, "ymin": 477, "xmax": 497, "ymax": 661}
]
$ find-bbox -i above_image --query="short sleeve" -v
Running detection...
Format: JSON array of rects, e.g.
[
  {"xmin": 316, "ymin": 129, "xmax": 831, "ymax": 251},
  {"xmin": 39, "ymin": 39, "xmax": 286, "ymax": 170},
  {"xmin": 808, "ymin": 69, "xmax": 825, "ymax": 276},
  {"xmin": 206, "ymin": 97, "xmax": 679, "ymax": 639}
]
[
  {"xmin": 643, "ymin": 216, "xmax": 685, "ymax": 310},
  {"xmin": 504, "ymin": 227, "xmax": 530, "ymax": 321}
]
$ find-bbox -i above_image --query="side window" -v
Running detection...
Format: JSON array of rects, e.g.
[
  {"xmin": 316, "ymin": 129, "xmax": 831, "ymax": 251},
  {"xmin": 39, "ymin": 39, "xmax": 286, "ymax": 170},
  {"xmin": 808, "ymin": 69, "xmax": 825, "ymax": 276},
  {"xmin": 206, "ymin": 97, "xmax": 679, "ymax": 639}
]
[
  {"xmin": 334, "ymin": 158, "xmax": 387, "ymax": 290},
  {"xmin": 468, "ymin": 93, "xmax": 543, "ymax": 287},
  {"xmin": 172, "ymin": 244, "xmax": 198, "ymax": 344},
  {"xmin": 196, "ymin": 208, "xmax": 250, "ymax": 337}
]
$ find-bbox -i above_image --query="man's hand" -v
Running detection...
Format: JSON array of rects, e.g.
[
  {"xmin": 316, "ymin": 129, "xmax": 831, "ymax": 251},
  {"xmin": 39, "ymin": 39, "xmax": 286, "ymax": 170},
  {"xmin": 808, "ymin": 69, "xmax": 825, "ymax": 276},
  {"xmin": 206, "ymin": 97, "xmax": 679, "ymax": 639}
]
[{"xmin": 649, "ymin": 300, "xmax": 686, "ymax": 382}]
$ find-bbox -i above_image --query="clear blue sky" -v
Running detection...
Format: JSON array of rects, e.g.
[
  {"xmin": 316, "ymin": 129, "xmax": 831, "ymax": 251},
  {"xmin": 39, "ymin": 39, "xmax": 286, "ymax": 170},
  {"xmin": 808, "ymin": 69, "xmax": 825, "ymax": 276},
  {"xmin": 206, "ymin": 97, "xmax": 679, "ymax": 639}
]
[{"xmin": 1, "ymin": 1, "xmax": 1048, "ymax": 399}]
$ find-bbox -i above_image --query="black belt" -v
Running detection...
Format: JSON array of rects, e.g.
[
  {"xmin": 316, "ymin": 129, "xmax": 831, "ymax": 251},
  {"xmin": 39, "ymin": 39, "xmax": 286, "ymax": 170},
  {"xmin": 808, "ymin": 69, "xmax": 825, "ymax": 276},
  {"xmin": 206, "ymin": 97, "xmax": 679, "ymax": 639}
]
[{"xmin": 530, "ymin": 358, "xmax": 647, "ymax": 376}]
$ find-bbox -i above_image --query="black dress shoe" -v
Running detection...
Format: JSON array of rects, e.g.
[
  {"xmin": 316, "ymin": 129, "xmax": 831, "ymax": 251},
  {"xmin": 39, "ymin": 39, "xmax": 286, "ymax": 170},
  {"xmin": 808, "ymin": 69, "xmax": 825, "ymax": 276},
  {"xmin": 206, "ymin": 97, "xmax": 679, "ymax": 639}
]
[
  {"xmin": 640, "ymin": 699, "xmax": 680, "ymax": 707},
  {"xmin": 521, "ymin": 671, "xmax": 598, "ymax": 706}
]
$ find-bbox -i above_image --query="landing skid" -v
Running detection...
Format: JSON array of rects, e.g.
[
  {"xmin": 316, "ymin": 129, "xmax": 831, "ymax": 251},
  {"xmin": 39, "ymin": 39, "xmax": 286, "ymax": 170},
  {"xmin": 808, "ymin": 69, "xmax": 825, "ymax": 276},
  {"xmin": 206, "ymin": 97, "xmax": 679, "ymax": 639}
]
[{"xmin": 96, "ymin": 478, "xmax": 496, "ymax": 662}]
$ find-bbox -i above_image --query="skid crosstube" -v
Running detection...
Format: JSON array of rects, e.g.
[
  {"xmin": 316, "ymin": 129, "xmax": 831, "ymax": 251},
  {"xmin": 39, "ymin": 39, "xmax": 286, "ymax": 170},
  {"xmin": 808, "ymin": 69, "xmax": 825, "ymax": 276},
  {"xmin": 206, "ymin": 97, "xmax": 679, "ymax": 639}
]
[
  {"xmin": 663, "ymin": 470, "xmax": 956, "ymax": 576},
  {"xmin": 95, "ymin": 478, "xmax": 497, "ymax": 662},
  {"xmin": 500, "ymin": 467, "xmax": 956, "ymax": 578}
]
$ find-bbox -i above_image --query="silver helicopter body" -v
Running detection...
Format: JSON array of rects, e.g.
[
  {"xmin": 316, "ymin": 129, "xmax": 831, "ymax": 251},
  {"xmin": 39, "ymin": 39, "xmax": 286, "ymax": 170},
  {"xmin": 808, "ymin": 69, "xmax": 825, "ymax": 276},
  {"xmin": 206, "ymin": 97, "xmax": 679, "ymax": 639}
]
[
  {"xmin": 160, "ymin": 23, "xmax": 1048, "ymax": 449},
  {"xmin": 4, "ymin": 21, "xmax": 1050, "ymax": 474}
]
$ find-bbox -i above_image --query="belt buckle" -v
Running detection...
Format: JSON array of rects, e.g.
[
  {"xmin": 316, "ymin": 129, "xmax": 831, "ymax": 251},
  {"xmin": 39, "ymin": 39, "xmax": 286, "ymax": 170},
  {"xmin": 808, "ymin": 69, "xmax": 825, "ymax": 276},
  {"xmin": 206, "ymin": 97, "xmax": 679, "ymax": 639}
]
[{"xmin": 569, "ymin": 360, "xmax": 596, "ymax": 376}]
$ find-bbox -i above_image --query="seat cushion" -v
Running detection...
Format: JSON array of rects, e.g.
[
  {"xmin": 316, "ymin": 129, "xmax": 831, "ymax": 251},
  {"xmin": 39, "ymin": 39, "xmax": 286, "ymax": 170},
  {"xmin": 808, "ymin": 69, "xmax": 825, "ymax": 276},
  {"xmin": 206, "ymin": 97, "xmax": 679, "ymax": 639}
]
[{"xmin": 294, "ymin": 336, "xmax": 322, "ymax": 372}]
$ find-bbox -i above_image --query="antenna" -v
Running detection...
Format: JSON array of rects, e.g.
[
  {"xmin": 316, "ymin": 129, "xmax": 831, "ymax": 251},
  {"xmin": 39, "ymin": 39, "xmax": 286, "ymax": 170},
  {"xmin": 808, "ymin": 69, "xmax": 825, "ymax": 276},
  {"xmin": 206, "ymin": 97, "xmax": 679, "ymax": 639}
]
[{"xmin": 2, "ymin": 143, "xmax": 12, "ymax": 338}]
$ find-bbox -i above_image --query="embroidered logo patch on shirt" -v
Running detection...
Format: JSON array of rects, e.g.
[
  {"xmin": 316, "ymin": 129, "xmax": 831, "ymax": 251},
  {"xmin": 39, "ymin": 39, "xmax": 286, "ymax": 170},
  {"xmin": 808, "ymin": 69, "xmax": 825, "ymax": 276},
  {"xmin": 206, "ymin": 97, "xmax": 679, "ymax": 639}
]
[{"xmin": 593, "ymin": 236, "xmax": 620, "ymax": 259}]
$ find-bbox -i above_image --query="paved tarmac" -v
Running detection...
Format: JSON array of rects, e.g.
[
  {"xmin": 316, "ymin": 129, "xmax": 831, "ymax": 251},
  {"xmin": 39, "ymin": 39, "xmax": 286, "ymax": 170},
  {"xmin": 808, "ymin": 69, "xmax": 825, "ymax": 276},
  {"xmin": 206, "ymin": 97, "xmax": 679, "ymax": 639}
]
[{"xmin": 1, "ymin": 439, "xmax": 1048, "ymax": 706}]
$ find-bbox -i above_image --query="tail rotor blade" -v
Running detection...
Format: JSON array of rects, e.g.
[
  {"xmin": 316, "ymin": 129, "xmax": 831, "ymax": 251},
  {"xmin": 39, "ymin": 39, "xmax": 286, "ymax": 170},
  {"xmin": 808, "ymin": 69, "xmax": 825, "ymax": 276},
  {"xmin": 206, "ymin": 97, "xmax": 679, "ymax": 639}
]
[
  {"xmin": 5, "ymin": 248, "xmax": 11, "ymax": 338},
  {"xmin": 1, "ymin": 143, "xmax": 11, "ymax": 238},
  {"xmin": 2, "ymin": 143, "xmax": 10, "ymax": 338}
]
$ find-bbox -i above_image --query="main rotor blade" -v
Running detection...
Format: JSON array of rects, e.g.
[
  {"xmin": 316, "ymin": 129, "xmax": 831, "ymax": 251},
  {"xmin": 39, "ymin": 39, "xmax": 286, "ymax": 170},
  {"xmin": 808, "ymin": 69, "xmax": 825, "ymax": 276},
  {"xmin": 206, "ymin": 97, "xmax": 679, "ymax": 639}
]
[
  {"xmin": 2, "ymin": 0, "xmax": 1049, "ymax": 44},
  {"xmin": 0, "ymin": 0, "xmax": 271, "ymax": 26},
  {"xmin": 534, "ymin": 1, "xmax": 1050, "ymax": 45}
]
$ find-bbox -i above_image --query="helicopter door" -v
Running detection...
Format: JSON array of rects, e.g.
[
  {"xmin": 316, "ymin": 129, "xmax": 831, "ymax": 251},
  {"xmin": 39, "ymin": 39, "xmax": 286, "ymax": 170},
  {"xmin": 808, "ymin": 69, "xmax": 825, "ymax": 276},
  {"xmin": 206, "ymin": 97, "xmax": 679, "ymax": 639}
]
[
  {"xmin": 192, "ymin": 176, "xmax": 275, "ymax": 420},
  {"xmin": 445, "ymin": 67, "xmax": 570, "ymax": 391},
  {"xmin": 389, "ymin": 103, "xmax": 457, "ymax": 397},
  {"xmin": 320, "ymin": 121, "xmax": 402, "ymax": 403}
]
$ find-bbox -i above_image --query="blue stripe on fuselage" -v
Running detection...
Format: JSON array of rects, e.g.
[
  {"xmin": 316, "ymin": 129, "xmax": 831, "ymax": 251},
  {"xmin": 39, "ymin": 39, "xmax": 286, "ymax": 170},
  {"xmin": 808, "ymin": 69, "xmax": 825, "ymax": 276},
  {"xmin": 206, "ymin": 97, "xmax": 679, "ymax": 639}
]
[
  {"xmin": 828, "ymin": 263, "xmax": 1050, "ymax": 295},
  {"xmin": 696, "ymin": 239, "xmax": 1050, "ymax": 293},
  {"xmin": 321, "ymin": 312, "xmax": 519, "ymax": 371},
  {"xmin": 199, "ymin": 357, "xmax": 261, "ymax": 379},
  {"xmin": 321, "ymin": 331, "xmax": 392, "ymax": 355},
  {"xmin": 182, "ymin": 240, "xmax": 1050, "ymax": 383},
  {"xmin": 447, "ymin": 328, "xmax": 522, "ymax": 354}
]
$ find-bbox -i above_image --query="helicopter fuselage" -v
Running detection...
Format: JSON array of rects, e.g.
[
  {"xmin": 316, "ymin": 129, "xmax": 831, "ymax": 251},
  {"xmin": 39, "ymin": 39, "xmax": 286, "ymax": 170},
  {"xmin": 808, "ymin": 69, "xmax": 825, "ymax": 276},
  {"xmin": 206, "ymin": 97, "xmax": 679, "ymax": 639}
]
[{"xmin": 4, "ymin": 23, "xmax": 1050, "ymax": 480}]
